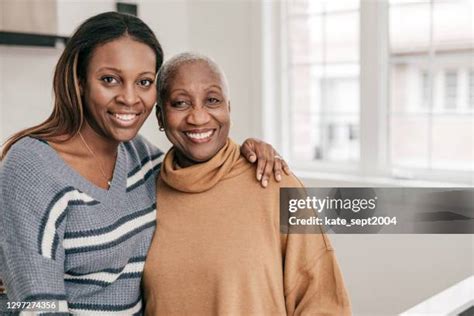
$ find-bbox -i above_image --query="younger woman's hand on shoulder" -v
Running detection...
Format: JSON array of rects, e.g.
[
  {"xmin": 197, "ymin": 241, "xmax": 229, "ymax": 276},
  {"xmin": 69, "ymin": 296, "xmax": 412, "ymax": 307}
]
[{"xmin": 241, "ymin": 138, "xmax": 291, "ymax": 188}]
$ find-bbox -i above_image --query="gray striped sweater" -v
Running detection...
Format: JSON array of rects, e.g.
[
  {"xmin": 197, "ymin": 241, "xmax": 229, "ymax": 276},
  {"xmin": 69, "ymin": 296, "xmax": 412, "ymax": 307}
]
[{"xmin": 0, "ymin": 135, "xmax": 163, "ymax": 315}]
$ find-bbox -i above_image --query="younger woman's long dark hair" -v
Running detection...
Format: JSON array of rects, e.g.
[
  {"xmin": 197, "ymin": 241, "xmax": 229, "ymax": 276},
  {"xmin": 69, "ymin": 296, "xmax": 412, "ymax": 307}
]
[{"xmin": 1, "ymin": 11, "xmax": 163, "ymax": 159}]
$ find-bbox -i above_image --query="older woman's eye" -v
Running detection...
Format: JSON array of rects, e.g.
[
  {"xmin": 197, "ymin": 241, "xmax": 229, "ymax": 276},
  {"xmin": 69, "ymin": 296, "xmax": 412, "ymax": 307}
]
[
  {"xmin": 207, "ymin": 98, "xmax": 221, "ymax": 105},
  {"xmin": 171, "ymin": 100, "xmax": 189, "ymax": 108},
  {"xmin": 138, "ymin": 79, "xmax": 153, "ymax": 87},
  {"xmin": 101, "ymin": 76, "xmax": 119, "ymax": 84}
]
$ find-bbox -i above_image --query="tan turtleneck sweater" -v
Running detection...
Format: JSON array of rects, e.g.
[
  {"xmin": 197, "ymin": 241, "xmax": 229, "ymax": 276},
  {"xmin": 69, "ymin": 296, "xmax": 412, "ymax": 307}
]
[{"xmin": 143, "ymin": 139, "xmax": 351, "ymax": 316}]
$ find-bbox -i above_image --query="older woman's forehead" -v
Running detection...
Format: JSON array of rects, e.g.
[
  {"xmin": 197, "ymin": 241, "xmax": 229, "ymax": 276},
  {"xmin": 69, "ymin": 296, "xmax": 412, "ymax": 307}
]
[
  {"xmin": 175, "ymin": 61, "xmax": 222, "ymax": 79},
  {"xmin": 171, "ymin": 62, "xmax": 229, "ymax": 93}
]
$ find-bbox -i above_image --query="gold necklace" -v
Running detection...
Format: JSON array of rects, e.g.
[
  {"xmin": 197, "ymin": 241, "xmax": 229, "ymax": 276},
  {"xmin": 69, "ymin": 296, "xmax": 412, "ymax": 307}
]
[{"xmin": 78, "ymin": 132, "xmax": 112, "ymax": 188}]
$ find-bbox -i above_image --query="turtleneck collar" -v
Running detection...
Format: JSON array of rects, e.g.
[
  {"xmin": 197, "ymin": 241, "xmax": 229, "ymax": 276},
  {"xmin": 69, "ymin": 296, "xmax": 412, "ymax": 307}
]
[{"xmin": 159, "ymin": 139, "xmax": 251, "ymax": 193}]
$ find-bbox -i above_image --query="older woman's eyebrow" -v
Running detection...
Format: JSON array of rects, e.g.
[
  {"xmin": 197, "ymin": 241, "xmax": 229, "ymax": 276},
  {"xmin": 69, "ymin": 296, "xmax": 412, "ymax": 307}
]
[
  {"xmin": 206, "ymin": 85, "xmax": 223, "ymax": 92},
  {"xmin": 169, "ymin": 88, "xmax": 189, "ymax": 94},
  {"xmin": 168, "ymin": 85, "xmax": 225, "ymax": 97}
]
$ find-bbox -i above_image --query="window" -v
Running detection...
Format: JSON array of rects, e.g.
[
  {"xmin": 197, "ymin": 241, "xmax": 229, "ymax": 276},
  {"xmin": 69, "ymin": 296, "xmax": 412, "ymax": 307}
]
[
  {"xmin": 444, "ymin": 70, "xmax": 457, "ymax": 110},
  {"xmin": 389, "ymin": 0, "xmax": 473, "ymax": 173},
  {"xmin": 421, "ymin": 71, "xmax": 430, "ymax": 109},
  {"xmin": 284, "ymin": 0, "xmax": 360, "ymax": 163},
  {"xmin": 274, "ymin": 0, "xmax": 473, "ymax": 183},
  {"xmin": 469, "ymin": 70, "xmax": 474, "ymax": 108}
]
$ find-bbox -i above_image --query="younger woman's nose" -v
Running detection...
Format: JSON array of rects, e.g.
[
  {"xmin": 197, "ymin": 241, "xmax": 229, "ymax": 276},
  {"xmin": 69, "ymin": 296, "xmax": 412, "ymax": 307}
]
[{"xmin": 116, "ymin": 84, "xmax": 140, "ymax": 106}]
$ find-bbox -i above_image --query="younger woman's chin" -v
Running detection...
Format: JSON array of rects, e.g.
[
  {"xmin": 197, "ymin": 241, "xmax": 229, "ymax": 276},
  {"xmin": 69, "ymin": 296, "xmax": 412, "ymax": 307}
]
[{"xmin": 110, "ymin": 131, "xmax": 141, "ymax": 143}]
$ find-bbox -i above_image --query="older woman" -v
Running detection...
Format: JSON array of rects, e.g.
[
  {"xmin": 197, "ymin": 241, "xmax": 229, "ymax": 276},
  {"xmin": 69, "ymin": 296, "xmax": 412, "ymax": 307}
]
[{"xmin": 143, "ymin": 53, "xmax": 351, "ymax": 315}]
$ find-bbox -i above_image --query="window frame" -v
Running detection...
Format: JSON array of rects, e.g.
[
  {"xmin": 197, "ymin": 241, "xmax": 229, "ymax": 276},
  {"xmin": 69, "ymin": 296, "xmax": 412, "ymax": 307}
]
[{"xmin": 264, "ymin": 0, "xmax": 473, "ymax": 185}]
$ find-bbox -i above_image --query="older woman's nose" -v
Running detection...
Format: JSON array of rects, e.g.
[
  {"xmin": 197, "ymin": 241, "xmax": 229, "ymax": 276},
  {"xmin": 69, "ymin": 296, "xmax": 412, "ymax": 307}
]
[{"xmin": 186, "ymin": 106, "xmax": 211, "ymax": 125}]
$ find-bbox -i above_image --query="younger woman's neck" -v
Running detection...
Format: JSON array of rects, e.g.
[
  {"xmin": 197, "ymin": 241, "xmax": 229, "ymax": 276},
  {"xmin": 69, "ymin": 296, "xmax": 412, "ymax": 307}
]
[{"xmin": 78, "ymin": 124, "xmax": 119, "ymax": 157}]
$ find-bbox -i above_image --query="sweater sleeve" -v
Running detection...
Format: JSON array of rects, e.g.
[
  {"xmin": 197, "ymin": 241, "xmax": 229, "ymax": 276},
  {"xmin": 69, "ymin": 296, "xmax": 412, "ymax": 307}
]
[
  {"xmin": 0, "ymin": 144, "xmax": 70, "ymax": 314},
  {"xmin": 280, "ymin": 177, "xmax": 351, "ymax": 316}
]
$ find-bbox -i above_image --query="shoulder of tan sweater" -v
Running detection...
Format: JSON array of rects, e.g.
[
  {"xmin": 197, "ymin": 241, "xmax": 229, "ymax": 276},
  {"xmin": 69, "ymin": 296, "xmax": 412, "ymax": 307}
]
[
  {"xmin": 233, "ymin": 156, "xmax": 304, "ymax": 191},
  {"xmin": 278, "ymin": 172, "xmax": 305, "ymax": 188}
]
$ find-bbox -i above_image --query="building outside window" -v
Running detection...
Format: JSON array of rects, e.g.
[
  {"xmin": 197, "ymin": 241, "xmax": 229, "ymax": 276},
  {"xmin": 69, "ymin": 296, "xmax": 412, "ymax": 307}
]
[
  {"xmin": 389, "ymin": 0, "xmax": 473, "ymax": 173},
  {"xmin": 285, "ymin": 0, "xmax": 360, "ymax": 163},
  {"xmin": 279, "ymin": 0, "xmax": 473, "ymax": 182},
  {"xmin": 469, "ymin": 70, "xmax": 474, "ymax": 108},
  {"xmin": 444, "ymin": 70, "xmax": 458, "ymax": 110}
]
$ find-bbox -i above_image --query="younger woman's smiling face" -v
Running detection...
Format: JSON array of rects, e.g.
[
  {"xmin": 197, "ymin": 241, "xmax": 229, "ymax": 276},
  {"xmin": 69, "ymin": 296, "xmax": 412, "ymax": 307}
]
[
  {"xmin": 82, "ymin": 36, "xmax": 157, "ymax": 143},
  {"xmin": 159, "ymin": 61, "xmax": 231, "ymax": 167}
]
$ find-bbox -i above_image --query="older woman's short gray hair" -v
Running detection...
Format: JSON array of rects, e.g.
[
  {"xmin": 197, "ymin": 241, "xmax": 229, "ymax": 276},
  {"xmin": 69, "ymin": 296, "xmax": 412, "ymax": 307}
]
[{"xmin": 156, "ymin": 52, "xmax": 229, "ymax": 110}]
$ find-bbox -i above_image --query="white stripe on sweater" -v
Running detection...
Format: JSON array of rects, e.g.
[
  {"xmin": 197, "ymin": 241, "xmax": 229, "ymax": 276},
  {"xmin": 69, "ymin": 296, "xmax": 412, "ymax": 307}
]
[
  {"xmin": 65, "ymin": 261, "xmax": 144, "ymax": 284},
  {"xmin": 126, "ymin": 154, "xmax": 163, "ymax": 189},
  {"xmin": 41, "ymin": 191, "xmax": 95, "ymax": 259},
  {"xmin": 62, "ymin": 210, "xmax": 156, "ymax": 250}
]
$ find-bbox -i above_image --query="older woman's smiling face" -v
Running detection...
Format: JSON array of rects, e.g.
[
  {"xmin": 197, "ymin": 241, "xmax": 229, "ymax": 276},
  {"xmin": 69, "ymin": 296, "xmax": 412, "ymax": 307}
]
[{"xmin": 159, "ymin": 61, "xmax": 231, "ymax": 167}]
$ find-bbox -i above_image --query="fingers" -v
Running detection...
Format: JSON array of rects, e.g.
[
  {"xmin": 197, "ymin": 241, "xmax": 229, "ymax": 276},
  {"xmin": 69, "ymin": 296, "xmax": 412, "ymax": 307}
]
[
  {"xmin": 281, "ymin": 159, "xmax": 291, "ymax": 175},
  {"xmin": 273, "ymin": 156, "xmax": 283, "ymax": 182},
  {"xmin": 255, "ymin": 144, "xmax": 274, "ymax": 188},
  {"xmin": 248, "ymin": 153, "xmax": 257, "ymax": 164},
  {"xmin": 256, "ymin": 153, "xmax": 266, "ymax": 183},
  {"xmin": 261, "ymin": 157, "xmax": 274, "ymax": 188},
  {"xmin": 274, "ymin": 152, "xmax": 291, "ymax": 175},
  {"xmin": 241, "ymin": 140, "xmax": 257, "ymax": 163},
  {"xmin": 242, "ymin": 139, "xmax": 291, "ymax": 186}
]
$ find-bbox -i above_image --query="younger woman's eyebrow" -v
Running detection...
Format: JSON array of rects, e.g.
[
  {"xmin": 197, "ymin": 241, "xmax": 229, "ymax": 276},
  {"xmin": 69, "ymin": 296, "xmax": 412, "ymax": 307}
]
[
  {"xmin": 96, "ymin": 66, "xmax": 123, "ymax": 73},
  {"xmin": 96, "ymin": 67, "xmax": 155, "ymax": 77},
  {"xmin": 139, "ymin": 71, "xmax": 156, "ymax": 77}
]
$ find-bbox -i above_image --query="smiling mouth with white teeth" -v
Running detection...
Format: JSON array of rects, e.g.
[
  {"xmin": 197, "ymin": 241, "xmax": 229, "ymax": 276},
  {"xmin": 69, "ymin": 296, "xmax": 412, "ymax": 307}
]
[
  {"xmin": 108, "ymin": 112, "xmax": 141, "ymax": 127},
  {"xmin": 184, "ymin": 130, "xmax": 216, "ymax": 142},
  {"xmin": 114, "ymin": 113, "xmax": 138, "ymax": 121}
]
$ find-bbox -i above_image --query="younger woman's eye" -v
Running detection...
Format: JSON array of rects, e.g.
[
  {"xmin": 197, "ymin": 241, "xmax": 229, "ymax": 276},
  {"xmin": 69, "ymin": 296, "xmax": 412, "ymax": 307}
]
[
  {"xmin": 101, "ymin": 76, "xmax": 118, "ymax": 84},
  {"xmin": 138, "ymin": 79, "xmax": 153, "ymax": 87}
]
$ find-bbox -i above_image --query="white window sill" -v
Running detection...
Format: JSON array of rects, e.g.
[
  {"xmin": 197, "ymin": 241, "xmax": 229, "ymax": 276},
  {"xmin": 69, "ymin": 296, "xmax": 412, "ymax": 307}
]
[
  {"xmin": 294, "ymin": 170, "xmax": 473, "ymax": 188},
  {"xmin": 400, "ymin": 275, "xmax": 474, "ymax": 316}
]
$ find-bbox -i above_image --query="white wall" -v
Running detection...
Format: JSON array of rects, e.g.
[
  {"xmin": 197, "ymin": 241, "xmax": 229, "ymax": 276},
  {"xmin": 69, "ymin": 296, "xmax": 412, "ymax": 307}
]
[
  {"xmin": 186, "ymin": 0, "xmax": 262, "ymax": 144},
  {"xmin": 1, "ymin": 0, "xmax": 261, "ymax": 152},
  {"xmin": 139, "ymin": 0, "xmax": 263, "ymax": 152},
  {"xmin": 136, "ymin": 0, "xmax": 191, "ymax": 151},
  {"xmin": 0, "ymin": 45, "xmax": 61, "ymax": 143},
  {"xmin": 330, "ymin": 234, "xmax": 473, "ymax": 315},
  {"xmin": 56, "ymin": 0, "xmax": 115, "ymax": 36}
]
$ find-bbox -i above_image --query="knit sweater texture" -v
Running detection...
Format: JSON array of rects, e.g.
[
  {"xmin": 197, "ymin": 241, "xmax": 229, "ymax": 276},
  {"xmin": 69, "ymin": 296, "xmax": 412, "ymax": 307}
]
[
  {"xmin": 143, "ymin": 139, "xmax": 351, "ymax": 316},
  {"xmin": 0, "ymin": 135, "xmax": 163, "ymax": 315}
]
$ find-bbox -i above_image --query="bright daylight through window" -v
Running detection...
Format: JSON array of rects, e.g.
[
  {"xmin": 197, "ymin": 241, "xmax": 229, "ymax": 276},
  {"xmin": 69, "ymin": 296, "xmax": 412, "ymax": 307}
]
[{"xmin": 282, "ymin": 0, "xmax": 473, "ymax": 182}]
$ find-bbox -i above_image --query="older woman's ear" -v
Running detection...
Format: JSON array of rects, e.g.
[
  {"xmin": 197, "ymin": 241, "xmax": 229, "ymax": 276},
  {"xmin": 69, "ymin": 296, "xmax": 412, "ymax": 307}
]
[{"xmin": 156, "ymin": 105, "xmax": 165, "ymax": 131}]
